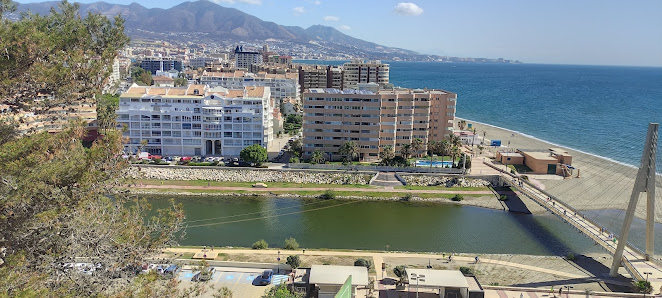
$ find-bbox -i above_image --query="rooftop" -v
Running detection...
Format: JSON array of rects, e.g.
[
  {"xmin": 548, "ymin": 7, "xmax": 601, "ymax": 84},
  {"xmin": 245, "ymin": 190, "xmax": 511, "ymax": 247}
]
[
  {"xmin": 404, "ymin": 269, "xmax": 469, "ymax": 289},
  {"xmin": 309, "ymin": 265, "xmax": 369, "ymax": 286},
  {"xmin": 521, "ymin": 151, "xmax": 557, "ymax": 161}
]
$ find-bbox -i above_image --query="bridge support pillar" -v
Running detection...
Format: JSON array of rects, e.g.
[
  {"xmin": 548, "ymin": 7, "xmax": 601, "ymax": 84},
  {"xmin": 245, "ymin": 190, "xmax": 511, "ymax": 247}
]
[{"xmin": 610, "ymin": 123, "xmax": 658, "ymax": 277}]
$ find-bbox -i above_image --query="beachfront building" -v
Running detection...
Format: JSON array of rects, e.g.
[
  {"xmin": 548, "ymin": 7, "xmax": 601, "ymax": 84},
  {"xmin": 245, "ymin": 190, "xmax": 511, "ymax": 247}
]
[
  {"xmin": 342, "ymin": 60, "xmax": 389, "ymax": 90},
  {"xmin": 496, "ymin": 148, "xmax": 573, "ymax": 175},
  {"xmin": 199, "ymin": 70, "xmax": 299, "ymax": 104},
  {"xmin": 117, "ymin": 85, "xmax": 273, "ymax": 157},
  {"xmin": 302, "ymin": 87, "xmax": 456, "ymax": 162}
]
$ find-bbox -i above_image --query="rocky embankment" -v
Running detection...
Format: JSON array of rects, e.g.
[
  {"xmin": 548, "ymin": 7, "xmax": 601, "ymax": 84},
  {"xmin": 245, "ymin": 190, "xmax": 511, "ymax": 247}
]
[
  {"xmin": 128, "ymin": 166, "xmax": 372, "ymax": 185},
  {"xmin": 402, "ymin": 175, "xmax": 492, "ymax": 187}
]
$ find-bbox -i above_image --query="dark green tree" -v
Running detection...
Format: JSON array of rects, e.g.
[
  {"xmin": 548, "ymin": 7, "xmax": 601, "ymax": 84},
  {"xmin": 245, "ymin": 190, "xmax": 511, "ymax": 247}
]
[
  {"xmin": 262, "ymin": 283, "xmax": 304, "ymax": 298},
  {"xmin": 131, "ymin": 67, "xmax": 153, "ymax": 86},
  {"xmin": 173, "ymin": 76, "xmax": 188, "ymax": 87},
  {"xmin": 354, "ymin": 258, "xmax": 372, "ymax": 269},
  {"xmin": 96, "ymin": 93, "xmax": 119, "ymax": 133},
  {"xmin": 284, "ymin": 237, "xmax": 300, "ymax": 250},
  {"xmin": 338, "ymin": 141, "xmax": 359, "ymax": 162},
  {"xmin": 240, "ymin": 144, "xmax": 268, "ymax": 166},
  {"xmin": 286, "ymin": 255, "xmax": 301, "ymax": 269}
]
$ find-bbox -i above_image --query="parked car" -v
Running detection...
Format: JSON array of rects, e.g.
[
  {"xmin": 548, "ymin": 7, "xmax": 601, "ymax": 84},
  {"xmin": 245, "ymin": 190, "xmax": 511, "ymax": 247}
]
[
  {"xmin": 194, "ymin": 267, "xmax": 216, "ymax": 282},
  {"xmin": 163, "ymin": 264, "xmax": 180, "ymax": 277},
  {"xmin": 259, "ymin": 270, "xmax": 273, "ymax": 285},
  {"xmin": 180, "ymin": 156, "xmax": 192, "ymax": 161},
  {"xmin": 150, "ymin": 155, "xmax": 162, "ymax": 160}
]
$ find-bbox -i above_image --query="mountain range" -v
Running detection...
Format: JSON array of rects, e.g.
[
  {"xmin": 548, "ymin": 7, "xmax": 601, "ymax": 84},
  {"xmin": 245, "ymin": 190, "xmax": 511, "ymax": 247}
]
[{"xmin": 12, "ymin": 0, "xmax": 427, "ymax": 60}]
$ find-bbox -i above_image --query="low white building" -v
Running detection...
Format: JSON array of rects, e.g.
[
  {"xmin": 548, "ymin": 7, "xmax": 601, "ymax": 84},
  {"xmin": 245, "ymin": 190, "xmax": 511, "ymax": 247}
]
[
  {"xmin": 117, "ymin": 84, "xmax": 273, "ymax": 157},
  {"xmin": 308, "ymin": 265, "xmax": 369, "ymax": 298}
]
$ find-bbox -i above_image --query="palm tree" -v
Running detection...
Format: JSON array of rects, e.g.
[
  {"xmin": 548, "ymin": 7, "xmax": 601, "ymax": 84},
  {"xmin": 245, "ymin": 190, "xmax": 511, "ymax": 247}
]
[
  {"xmin": 310, "ymin": 149, "xmax": 326, "ymax": 164},
  {"xmin": 440, "ymin": 140, "xmax": 452, "ymax": 165},
  {"xmin": 458, "ymin": 120, "xmax": 467, "ymax": 131},
  {"xmin": 379, "ymin": 145, "xmax": 395, "ymax": 165},
  {"xmin": 448, "ymin": 134, "xmax": 461, "ymax": 148},
  {"xmin": 338, "ymin": 141, "xmax": 360, "ymax": 162},
  {"xmin": 400, "ymin": 144, "xmax": 412, "ymax": 159},
  {"xmin": 411, "ymin": 138, "xmax": 424, "ymax": 158},
  {"xmin": 451, "ymin": 146, "xmax": 461, "ymax": 167}
]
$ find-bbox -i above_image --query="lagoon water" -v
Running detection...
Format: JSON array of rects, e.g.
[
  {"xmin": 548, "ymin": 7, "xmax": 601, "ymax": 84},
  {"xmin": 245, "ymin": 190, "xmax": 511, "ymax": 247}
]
[
  {"xmin": 151, "ymin": 195, "xmax": 607, "ymax": 255},
  {"xmin": 296, "ymin": 60, "xmax": 662, "ymax": 172}
]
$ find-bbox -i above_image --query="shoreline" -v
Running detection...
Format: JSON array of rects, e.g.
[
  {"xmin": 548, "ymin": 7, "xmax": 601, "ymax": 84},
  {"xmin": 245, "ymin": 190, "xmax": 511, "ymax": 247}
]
[{"xmin": 127, "ymin": 188, "xmax": 507, "ymax": 211}]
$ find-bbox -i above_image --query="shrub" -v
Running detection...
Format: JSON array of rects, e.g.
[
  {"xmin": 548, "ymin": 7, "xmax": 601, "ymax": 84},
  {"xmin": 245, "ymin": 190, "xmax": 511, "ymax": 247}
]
[
  {"xmin": 499, "ymin": 194, "xmax": 508, "ymax": 201},
  {"xmin": 566, "ymin": 252, "xmax": 576, "ymax": 261},
  {"xmin": 402, "ymin": 193, "xmax": 413, "ymax": 201},
  {"xmin": 319, "ymin": 190, "xmax": 336, "ymax": 200},
  {"xmin": 188, "ymin": 162, "xmax": 215, "ymax": 166},
  {"xmin": 252, "ymin": 239, "xmax": 268, "ymax": 249},
  {"xmin": 354, "ymin": 258, "xmax": 372, "ymax": 269},
  {"xmin": 393, "ymin": 265, "xmax": 407, "ymax": 278},
  {"xmin": 284, "ymin": 237, "xmax": 300, "ymax": 250},
  {"xmin": 634, "ymin": 280, "xmax": 652, "ymax": 293},
  {"xmin": 286, "ymin": 255, "xmax": 301, "ymax": 269},
  {"xmin": 289, "ymin": 156, "xmax": 300, "ymax": 163},
  {"xmin": 451, "ymin": 194, "xmax": 464, "ymax": 201},
  {"xmin": 459, "ymin": 266, "xmax": 474, "ymax": 276}
]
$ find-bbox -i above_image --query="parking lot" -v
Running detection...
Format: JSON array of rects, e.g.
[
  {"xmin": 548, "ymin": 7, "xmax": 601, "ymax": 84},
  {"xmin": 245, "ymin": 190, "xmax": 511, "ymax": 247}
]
[{"xmin": 177, "ymin": 267, "xmax": 288, "ymax": 298}]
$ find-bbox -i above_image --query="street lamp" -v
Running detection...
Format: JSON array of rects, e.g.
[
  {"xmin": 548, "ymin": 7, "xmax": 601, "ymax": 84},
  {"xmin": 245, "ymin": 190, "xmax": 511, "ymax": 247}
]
[
  {"xmin": 277, "ymin": 250, "xmax": 281, "ymax": 274},
  {"xmin": 564, "ymin": 285, "xmax": 574, "ymax": 298},
  {"xmin": 410, "ymin": 273, "xmax": 425, "ymax": 298}
]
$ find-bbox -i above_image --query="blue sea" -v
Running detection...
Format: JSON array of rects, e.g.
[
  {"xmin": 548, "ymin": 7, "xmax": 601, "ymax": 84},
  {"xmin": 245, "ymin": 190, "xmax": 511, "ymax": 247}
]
[{"xmin": 295, "ymin": 60, "xmax": 662, "ymax": 172}]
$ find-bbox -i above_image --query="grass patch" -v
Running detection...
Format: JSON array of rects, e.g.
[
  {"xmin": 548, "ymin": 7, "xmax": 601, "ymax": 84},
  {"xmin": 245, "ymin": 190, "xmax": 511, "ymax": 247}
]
[
  {"xmin": 133, "ymin": 179, "xmax": 374, "ymax": 189},
  {"xmin": 396, "ymin": 185, "xmax": 490, "ymax": 191}
]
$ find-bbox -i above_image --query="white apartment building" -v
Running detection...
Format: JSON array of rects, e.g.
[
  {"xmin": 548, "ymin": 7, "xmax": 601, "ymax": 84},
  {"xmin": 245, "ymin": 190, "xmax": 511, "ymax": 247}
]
[
  {"xmin": 342, "ymin": 60, "xmax": 389, "ymax": 90},
  {"xmin": 199, "ymin": 70, "xmax": 299, "ymax": 104},
  {"xmin": 117, "ymin": 84, "xmax": 273, "ymax": 157},
  {"xmin": 189, "ymin": 57, "xmax": 221, "ymax": 69}
]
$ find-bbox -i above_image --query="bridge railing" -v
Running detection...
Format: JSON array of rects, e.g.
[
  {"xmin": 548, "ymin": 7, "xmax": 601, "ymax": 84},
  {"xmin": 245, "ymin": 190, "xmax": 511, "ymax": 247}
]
[{"xmin": 488, "ymin": 161, "xmax": 662, "ymax": 271}]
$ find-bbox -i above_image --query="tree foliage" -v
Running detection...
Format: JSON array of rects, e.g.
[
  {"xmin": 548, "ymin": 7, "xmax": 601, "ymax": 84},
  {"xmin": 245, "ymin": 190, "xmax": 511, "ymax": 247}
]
[
  {"xmin": 338, "ymin": 141, "xmax": 359, "ymax": 162},
  {"xmin": 96, "ymin": 93, "xmax": 119, "ymax": 133},
  {"xmin": 131, "ymin": 67, "xmax": 153, "ymax": 86},
  {"xmin": 310, "ymin": 149, "xmax": 326, "ymax": 164},
  {"xmin": 286, "ymin": 255, "xmax": 301, "ymax": 269},
  {"xmin": 240, "ymin": 144, "xmax": 268, "ymax": 166},
  {"xmin": 411, "ymin": 138, "xmax": 424, "ymax": 158},
  {"xmin": 400, "ymin": 144, "xmax": 412, "ymax": 159},
  {"xmin": 354, "ymin": 258, "xmax": 372, "ymax": 269},
  {"xmin": 284, "ymin": 237, "xmax": 300, "ymax": 250},
  {"xmin": 262, "ymin": 283, "xmax": 303, "ymax": 298},
  {"xmin": 0, "ymin": 0, "xmax": 130, "ymax": 113},
  {"xmin": 252, "ymin": 239, "xmax": 269, "ymax": 249},
  {"xmin": 173, "ymin": 76, "xmax": 188, "ymax": 87}
]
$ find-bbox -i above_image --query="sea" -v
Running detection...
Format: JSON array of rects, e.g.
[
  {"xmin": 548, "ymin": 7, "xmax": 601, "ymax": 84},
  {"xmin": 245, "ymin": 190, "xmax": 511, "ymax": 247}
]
[{"xmin": 295, "ymin": 60, "xmax": 662, "ymax": 173}]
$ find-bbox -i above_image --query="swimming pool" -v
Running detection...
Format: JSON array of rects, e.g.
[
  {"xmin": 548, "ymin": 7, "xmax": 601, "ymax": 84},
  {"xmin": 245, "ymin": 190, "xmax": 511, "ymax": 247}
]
[{"xmin": 415, "ymin": 160, "xmax": 454, "ymax": 167}]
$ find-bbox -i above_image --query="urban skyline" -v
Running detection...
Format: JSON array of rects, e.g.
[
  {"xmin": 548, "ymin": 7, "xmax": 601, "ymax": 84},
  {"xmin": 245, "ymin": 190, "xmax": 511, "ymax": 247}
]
[{"xmin": 13, "ymin": 0, "xmax": 662, "ymax": 67}]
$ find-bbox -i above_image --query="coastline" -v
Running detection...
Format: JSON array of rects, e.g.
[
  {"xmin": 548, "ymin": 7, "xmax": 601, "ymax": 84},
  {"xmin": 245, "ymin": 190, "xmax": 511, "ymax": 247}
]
[{"xmin": 461, "ymin": 117, "xmax": 662, "ymax": 221}]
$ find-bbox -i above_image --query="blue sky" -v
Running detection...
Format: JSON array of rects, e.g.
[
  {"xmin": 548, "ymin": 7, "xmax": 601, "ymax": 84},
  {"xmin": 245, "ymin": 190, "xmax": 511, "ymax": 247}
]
[{"xmin": 15, "ymin": 0, "xmax": 662, "ymax": 66}]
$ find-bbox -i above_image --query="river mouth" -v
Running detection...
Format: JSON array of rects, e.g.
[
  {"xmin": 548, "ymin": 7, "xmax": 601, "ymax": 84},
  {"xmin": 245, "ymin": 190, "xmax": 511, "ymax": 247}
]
[{"xmin": 147, "ymin": 195, "xmax": 609, "ymax": 256}]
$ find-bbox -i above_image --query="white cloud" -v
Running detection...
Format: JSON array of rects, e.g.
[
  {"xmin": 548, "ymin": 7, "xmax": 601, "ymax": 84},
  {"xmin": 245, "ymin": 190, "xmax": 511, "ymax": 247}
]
[
  {"xmin": 323, "ymin": 15, "xmax": 339, "ymax": 22},
  {"xmin": 211, "ymin": 0, "xmax": 262, "ymax": 4},
  {"xmin": 338, "ymin": 25, "xmax": 351, "ymax": 31},
  {"xmin": 313, "ymin": 0, "xmax": 321, "ymax": 4},
  {"xmin": 393, "ymin": 2, "xmax": 423, "ymax": 16},
  {"xmin": 293, "ymin": 6, "xmax": 306, "ymax": 16}
]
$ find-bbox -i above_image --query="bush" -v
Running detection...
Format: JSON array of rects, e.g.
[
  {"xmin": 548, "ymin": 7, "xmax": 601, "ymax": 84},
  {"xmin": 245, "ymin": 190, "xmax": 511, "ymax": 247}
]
[
  {"xmin": 284, "ymin": 237, "xmax": 300, "ymax": 250},
  {"xmin": 459, "ymin": 266, "xmax": 474, "ymax": 276},
  {"xmin": 393, "ymin": 265, "xmax": 407, "ymax": 278},
  {"xmin": 286, "ymin": 255, "xmax": 301, "ymax": 269},
  {"xmin": 354, "ymin": 258, "xmax": 372, "ymax": 269},
  {"xmin": 634, "ymin": 280, "xmax": 652, "ymax": 293},
  {"xmin": 499, "ymin": 194, "xmax": 508, "ymax": 201},
  {"xmin": 319, "ymin": 190, "xmax": 336, "ymax": 200},
  {"xmin": 566, "ymin": 252, "xmax": 576, "ymax": 261},
  {"xmin": 240, "ymin": 144, "xmax": 268, "ymax": 166},
  {"xmin": 289, "ymin": 156, "xmax": 300, "ymax": 163},
  {"xmin": 402, "ymin": 193, "xmax": 413, "ymax": 201},
  {"xmin": 188, "ymin": 162, "xmax": 215, "ymax": 166},
  {"xmin": 252, "ymin": 239, "xmax": 268, "ymax": 249},
  {"xmin": 451, "ymin": 194, "xmax": 464, "ymax": 201}
]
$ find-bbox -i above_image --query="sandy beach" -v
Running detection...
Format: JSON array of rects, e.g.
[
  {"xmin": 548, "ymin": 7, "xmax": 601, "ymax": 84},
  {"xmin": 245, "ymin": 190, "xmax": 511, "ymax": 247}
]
[{"xmin": 462, "ymin": 118, "xmax": 662, "ymax": 222}]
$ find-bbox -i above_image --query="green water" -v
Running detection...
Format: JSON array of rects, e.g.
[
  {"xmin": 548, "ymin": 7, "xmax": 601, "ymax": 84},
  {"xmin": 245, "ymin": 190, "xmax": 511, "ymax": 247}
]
[{"xmin": 148, "ymin": 195, "xmax": 604, "ymax": 256}]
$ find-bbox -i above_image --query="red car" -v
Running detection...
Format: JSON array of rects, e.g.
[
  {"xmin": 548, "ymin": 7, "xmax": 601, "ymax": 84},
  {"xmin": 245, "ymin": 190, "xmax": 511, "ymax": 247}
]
[
  {"xmin": 150, "ymin": 155, "xmax": 162, "ymax": 160},
  {"xmin": 180, "ymin": 156, "xmax": 192, "ymax": 161}
]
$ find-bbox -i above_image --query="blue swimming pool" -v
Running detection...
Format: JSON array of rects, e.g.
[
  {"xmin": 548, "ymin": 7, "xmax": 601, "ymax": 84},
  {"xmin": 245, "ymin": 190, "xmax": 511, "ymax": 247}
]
[{"xmin": 415, "ymin": 160, "xmax": 454, "ymax": 167}]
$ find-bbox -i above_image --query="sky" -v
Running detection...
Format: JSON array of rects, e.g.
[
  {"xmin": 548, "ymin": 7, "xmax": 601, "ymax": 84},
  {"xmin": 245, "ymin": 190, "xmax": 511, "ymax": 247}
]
[{"xmin": 14, "ymin": 0, "xmax": 662, "ymax": 66}]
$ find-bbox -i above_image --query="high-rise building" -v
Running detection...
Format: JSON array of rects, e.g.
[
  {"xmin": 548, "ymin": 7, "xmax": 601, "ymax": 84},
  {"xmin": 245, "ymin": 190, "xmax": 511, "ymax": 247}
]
[
  {"xmin": 298, "ymin": 65, "xmax": 328, "ymax": 95},
  {"xmin": 234, "ymin": 46, "xmax": 263, "ymax": 69},
  {"xmin": 302, "ymin": 87, "xmax": 456, "ymax": 162},
  {"xmin": 140, "ymin": 58, "xmax": 183, "ymax": 74},
  {"xmin": 342, "ymin": 60, "xmax": 389, "ymax": 90},
  {"xmin": 117, "ymin": 85, "xmax": 273, "ymax": 156},
  {"xmin": 189, "ymin": 57, "xmax": 220, "ymax": 69}
]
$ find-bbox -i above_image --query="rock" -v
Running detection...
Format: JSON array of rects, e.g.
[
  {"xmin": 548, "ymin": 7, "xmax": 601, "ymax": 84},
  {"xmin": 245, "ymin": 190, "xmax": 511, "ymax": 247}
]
[{"xmin": 401, "ymin": 175, "xmax": 492, "ymax": 188}]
